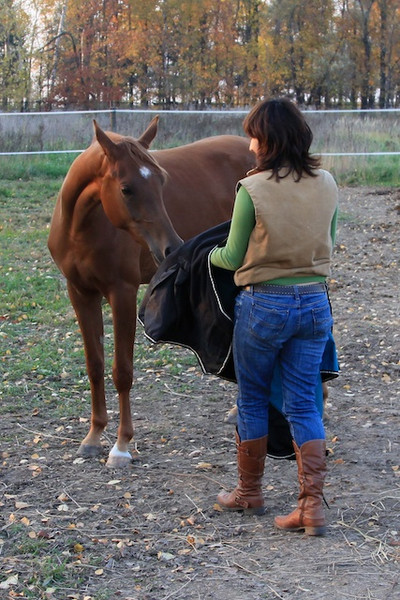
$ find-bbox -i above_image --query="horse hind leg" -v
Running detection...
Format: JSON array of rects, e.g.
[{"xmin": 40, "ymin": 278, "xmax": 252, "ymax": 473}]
[{"xmin": 67, "ymin": 283, "xmax": 108, "ymax": 458}]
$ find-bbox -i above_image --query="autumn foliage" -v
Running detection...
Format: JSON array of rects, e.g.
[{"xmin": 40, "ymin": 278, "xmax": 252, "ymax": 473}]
[{"xmin": 1, "ymin": 0, "xmax": 400, "ymax": 110}]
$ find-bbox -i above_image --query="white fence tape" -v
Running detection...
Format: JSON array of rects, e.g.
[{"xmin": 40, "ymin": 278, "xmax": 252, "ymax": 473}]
[
  {"xmin": 0, "ymin": 150, "xmax": 85, "ymax": 156},
  {"xmin": 1, "ymin": 150, "xmax": 399, "ymax": 157},
  {"xmin": 1, "ymin": 108, "xmax": 399, "ymax": 116}
]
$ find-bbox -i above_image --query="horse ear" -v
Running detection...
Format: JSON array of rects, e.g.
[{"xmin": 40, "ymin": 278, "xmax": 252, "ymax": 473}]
[
  {"xmin": 93, "ymin": 119, "xmax": 119, "ymax": 161},
  {"xmin": 137, "ymin": 116, "xmax": 159, "ymax": 149}
]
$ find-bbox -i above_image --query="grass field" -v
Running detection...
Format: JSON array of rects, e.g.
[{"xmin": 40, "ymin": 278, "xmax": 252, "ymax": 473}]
[
  {"xmin": 0, "ymin": 157, "xmax": 199, "ymax": 421},
  {"xmin": 1, "ymin": 164, "xmax": 79, "ymax": 418}
]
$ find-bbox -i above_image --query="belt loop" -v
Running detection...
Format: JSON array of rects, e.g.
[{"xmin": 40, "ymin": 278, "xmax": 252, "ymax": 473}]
[{"xmin": 243, "ymin": 284, "xmax": 254, "ymax": 295}]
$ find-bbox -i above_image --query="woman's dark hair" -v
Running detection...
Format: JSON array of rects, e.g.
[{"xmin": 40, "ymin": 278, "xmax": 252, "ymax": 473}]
[{"xmin": 243, "ymin": 97, "xmax": 321, "ymax": 181}]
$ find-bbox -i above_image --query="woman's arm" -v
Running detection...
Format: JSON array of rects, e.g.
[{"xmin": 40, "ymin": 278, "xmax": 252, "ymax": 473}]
[{"xmin": 210, "ymin": 185, "xmax": 255, "ymax": 270}]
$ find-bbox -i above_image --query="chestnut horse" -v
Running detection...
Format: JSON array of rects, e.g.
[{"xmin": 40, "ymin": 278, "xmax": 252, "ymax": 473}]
[{"xmin": 48, "ymin": 116, "xmax": 255, "ymax": 467}]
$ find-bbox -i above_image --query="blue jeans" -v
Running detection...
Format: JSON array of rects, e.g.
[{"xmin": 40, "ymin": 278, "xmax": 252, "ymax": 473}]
[{"xmin": 233, "ymin": 286, "xmax": 334, "ymax": 447}]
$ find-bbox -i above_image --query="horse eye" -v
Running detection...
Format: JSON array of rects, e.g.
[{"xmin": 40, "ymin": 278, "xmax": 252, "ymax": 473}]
[{"xmin": 121, "ymin": 186, "xmax": 131, "ymax": 196}]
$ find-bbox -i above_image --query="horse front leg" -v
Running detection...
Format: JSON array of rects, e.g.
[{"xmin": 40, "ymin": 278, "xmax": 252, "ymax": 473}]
[
  {"xmin": 67, "ymin": 282, "xmax": 108, "ymax": 458},
  {"xmin": 105, "ymin": 284, "xmax": 137, "ymax": 468}
]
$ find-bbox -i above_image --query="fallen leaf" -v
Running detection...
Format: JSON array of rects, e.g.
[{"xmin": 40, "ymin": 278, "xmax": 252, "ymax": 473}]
[
  {"xmin": 38, "ymin": 530, "xmax": 51, "ymax": 539},
  {"xmin": 157, "ymin": 551, "xmax": 175, "ymax": 561},
  {"xmin": 0, "ymin": 574, "xmax": 18, "ymax": 589},
  {"xmin": 15, "ymin": 501, "xmax": 30, "ymax": 509},
  {"xmin": 144, "ymin": 513, "xmax": 157, "ymax": 521}
]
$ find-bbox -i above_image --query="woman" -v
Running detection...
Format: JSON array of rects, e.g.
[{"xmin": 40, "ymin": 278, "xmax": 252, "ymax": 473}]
[{"xmin": 210, "ymin": 97, "xmax": 338, "ymax": 536}]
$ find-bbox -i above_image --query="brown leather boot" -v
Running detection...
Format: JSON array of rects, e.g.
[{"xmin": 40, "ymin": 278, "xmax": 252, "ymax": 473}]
[
  {"xmin": 217, "ymin": 432, "xmax": 267, "ymax": 515},
  {"xmin": 274, "ymin": 439, "xmax": 327, "ymax": 536}
]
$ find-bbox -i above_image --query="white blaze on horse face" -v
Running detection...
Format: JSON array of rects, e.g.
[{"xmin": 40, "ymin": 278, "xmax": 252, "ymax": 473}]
[{"xmin": 139, "ymin": 166, "xmax": 152, "ymax": 179}]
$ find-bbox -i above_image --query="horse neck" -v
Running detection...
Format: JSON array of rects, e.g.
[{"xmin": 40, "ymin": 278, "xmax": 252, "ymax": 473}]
[{"xmin": 59, "ymin": 145, "xmax": 105, "ymax": 223}]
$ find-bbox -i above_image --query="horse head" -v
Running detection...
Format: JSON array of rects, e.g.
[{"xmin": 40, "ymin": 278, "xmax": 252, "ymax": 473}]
[{"xmin": 94, "ymin": 117, "xmax": 183, "ymax": 265}]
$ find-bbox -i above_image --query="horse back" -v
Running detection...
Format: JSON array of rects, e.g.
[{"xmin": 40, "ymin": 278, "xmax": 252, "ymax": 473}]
[{"xmin": 154, "ymin": 136, "xmax": 254, "ymax": 240}]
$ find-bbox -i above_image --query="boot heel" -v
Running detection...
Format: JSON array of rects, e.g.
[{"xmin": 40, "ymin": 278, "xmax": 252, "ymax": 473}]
[{"xmin": 304, "ymin": 524, "xmax": 326, "ymax": 536}]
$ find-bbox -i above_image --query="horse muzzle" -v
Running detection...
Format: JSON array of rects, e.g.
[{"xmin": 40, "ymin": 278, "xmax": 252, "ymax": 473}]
[{"xmin": 150, "ymin": 234, "xmax": 183, "ymax": 266}]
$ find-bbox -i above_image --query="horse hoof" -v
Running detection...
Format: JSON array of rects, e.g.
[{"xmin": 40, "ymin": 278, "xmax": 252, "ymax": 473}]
[
  {"xmin": 106, "ymin": 443, "xmax": 133, "ymax": 468},
  {"xmin": 106, "ymin": 455, "xmax": 132, "ymax": 468},
  {"xmin": 77, "ymin": 443, "xmax": 103, "ymax": 458},
  {"xmin": 224, "ymin": 405, "xmax": 238, "ymax": 425}
]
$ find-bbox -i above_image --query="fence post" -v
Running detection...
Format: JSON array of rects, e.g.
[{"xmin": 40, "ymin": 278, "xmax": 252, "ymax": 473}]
[{"xmin": 110, "ymin": 108, "xmax": 117, "ymax": 132}]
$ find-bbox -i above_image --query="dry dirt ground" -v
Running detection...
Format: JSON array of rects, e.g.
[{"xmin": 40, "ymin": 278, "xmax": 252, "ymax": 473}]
[{"xmin": 1, "ymin": 187, "xmax": 399, "ymax": 600}]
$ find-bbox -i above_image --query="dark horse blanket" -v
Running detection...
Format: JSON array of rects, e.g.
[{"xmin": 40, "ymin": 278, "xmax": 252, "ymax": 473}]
[{"xmin": 139, "ymin": 221, "xmax": 339, "ymax": 459}]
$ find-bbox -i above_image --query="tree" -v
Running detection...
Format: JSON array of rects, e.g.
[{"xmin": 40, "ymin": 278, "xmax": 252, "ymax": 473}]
[
  {"xmin": 265, "ymin": 0, "xmax": 337, "ymax": 105},
  {"xmin": 0, "ymin": 0, "xmax": 30, "ymax": 110},
  {"xmin": 5, "ymin": 0, "xmax": 399, "ymax": 110},
  {"xmin": 355, "ymin": 0, "xmax": 378, "ymax": 108},
  {"xmin": 376, "ymin": 0, "xmax": 400, "ymax": 107}
]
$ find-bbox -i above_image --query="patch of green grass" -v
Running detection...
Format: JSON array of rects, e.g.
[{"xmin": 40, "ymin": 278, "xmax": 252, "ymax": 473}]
[
  {"xmin": 0, "ymin": 168, "xmax": 87, "ymax": 416},
  {"xmin": 92, "ymin": 591, "xmax": 115, "ymax": 600},
  {"xmin": 23, "ymin": 556, "xmax": 80, "ymax": 598},
  {"xmin": 323, "ymin": 155, "xmax": 400, "ymax": 187},
  {"xmin": 15, "ymin": 537, "xmax": 50, "ymax": 556},
  {"xmin": 5, "ymin": 534, "xmax": 73, "ymax": 596},
  {"xmin": 0, "ymin": 154, "xmax": 75, "ymax": 180}
]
